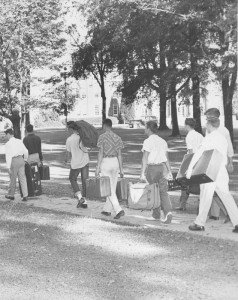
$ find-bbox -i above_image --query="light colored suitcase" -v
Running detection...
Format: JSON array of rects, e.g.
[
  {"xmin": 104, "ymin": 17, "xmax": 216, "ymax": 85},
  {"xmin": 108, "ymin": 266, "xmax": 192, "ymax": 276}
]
[
  {"xmin": 128, "ymin": 182, "xmax": 160, "ymax": 210},
  {"xmin": 86, "ymin": 176, "xmax": 111, "ymax": 200},
  {"xmin": 176, "ymin": 149, "xmax": 223, "ymax": 186}
]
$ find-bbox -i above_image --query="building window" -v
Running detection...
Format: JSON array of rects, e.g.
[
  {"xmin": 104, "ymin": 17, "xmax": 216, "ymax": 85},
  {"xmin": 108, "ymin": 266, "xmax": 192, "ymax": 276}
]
[
  {"xmin": 95, "ymin": 105, "xmax": 100, "ymax": 116},
  {"xmin": 113, "ymin": 104, "xmax": 118, "ymax": 116}
]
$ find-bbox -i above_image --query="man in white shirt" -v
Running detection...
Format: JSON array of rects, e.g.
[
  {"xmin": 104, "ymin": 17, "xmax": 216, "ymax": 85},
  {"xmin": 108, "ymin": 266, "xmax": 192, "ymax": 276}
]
[
  {"xmin": 65, "ymin": 122, "xmax": 90, "ymax": 208},
  {"xmin": 205, "ymin": 108, "xmax": 233, "ymax": 221},
  {"xmin": 176, "ymin": 118, "xmax": 204, "ymax": 211},
  {"xmin": 186, "ymin": 117, "xmax": 238, "ymax": 233},
  {"xmin": 140, "ymin": 121, "xmax": 173, "ymax": 224},
  {"xmin": 5, "ymin": 128, "xmax": 28, "ymax": 201}
]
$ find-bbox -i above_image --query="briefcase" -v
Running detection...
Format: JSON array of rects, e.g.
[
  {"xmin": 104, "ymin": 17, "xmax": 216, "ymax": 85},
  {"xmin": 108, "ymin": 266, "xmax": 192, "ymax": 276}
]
[
  {"xmin": 176, "ymin": 149, "xmax": 223, "ymax": 185},
  {"xmin": 20, "ymin": 162, "xmax": 42, "ymax": 197},
  {"xmin": 86, "ymin": 176, "xmax": 111, "ymax": 200},
  {"xmin": 116, "ymin": 177, "xmax": 128, "ymax": 201},
  {"xmin": 168, "ymin": 173, "xmax": 187, "ymax": 191},
  {"xmin": 39, "ymin": 165, "xmax": 50, "ymax": 180}
]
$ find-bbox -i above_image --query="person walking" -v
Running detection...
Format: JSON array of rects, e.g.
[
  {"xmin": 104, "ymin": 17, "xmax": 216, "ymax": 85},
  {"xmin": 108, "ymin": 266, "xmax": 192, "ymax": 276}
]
[
  {"xmin": 140, "ymin": 121, "xmax": 173, "ymax": 224},
  {"xmin": 205, "ymin": 108, "xmax": 233, "ymax": 222},
  {"xmin": 186, "ymin": 116, "xmax": 238, "ymax": 233},
  {"xmin": 23, "ymin": 124, "xmax": 43, "ymax": 165},
  {"xmin": 176, "ymin": 118, "xmax": 204, "ymax": 211},
  {"xmin": 5, "ymin": 128, "xmax": 28, "ymax": 201},
  {"xmin": 96, "ymin": 118, "xmax": 125, "ymax": 219},
  {"xmin": 65, "ymin": 122, "xmax": 89, "ymax": 208}
]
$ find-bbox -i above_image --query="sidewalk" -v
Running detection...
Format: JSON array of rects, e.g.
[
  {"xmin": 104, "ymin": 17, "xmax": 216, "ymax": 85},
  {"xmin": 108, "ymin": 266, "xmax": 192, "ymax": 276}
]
[{"xmin": 1, "ymin": 186, "xmax": 238, "ymax": 243}]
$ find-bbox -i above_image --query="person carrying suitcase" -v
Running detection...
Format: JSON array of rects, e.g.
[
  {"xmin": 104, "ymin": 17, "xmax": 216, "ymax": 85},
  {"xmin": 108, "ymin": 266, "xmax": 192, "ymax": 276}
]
[
  {"xmin": 4, "ymin": 128, "xmax": 28, "ymax": 201},
  {"xmin": 23, "ymin": 124, "xmax": 43, "ymax": 165},
  {"xmin": 140, "ymin": 121, "xmax": 173, "ymax": 224}
]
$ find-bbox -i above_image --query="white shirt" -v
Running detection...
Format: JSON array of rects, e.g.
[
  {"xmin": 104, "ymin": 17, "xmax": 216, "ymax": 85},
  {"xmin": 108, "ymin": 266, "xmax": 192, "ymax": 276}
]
[
  {"xmin": 66, "ymin": 133, "xmax": 89, "ymax": 169},
  {"xmin": 186, "ymin": 130, "xmax": 204, "ymax": 153},
  {"xmin": 188, "ymin": 130, "xmax": 228, "ymax": 173},
  {"xmin": 5, "ymin": 137, "xmax": 28, "ymax": 168},
  {"xmin": 142, "ymin": 134, "xmax": 168, "ymax": 164}
]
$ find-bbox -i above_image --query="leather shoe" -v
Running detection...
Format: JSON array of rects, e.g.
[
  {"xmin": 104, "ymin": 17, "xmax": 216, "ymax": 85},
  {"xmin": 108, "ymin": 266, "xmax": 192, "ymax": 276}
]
[
  {"xmin": 209, "ymin": 216, "xmax": 219, "ymax": 220},
  {"xmin": 232, "ymin": 225, "xmax": 238, "ymax": 233},
  {"xmin": 114, "ymin": 210, "xmax": 125, "ymax": 219},
  {"xmin": 175, "ymin": 207, "xmax": 186, "ymax": 211},
  {"xmin": 22, "ymin": 197, "xmax": 28, "ymax": 202},
  {"xmin": 188, "ymin": 224, "xmax": 205, "ymax": 231},
  {"xmin": 101, "ymin": 211, "xmax": 111, "ymax": 217},
  {"xmin": 5, "ymin": 195, "xmax": 15, "ymax": 200}
]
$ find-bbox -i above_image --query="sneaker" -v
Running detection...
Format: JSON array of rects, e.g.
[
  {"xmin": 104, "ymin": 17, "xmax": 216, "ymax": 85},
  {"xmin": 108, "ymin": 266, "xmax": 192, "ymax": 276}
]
[
  {"xmin": 77, "ymin": 197, "xmax": 88, "ymax": 209},
  {"xmin": 209, "ymin": 216, "xmax": 219, "ymax": 220},
  {"xmin": 101, "ymin": 211, "xmax": 111, "ymax": 216},
  {"xmin": 175, "ymin": 206, "xmax": 186, "ymax": 211},
  {"xmin": 5, "ymin": 195, "xmax": 15, "ymax": 200},
  {"xmin": 22, "ymin": 197, "xmax": 28, "ymax": 202},
  {"xmin": 162, "ymin": 212, "xmax": 172, "ymax": 224}
]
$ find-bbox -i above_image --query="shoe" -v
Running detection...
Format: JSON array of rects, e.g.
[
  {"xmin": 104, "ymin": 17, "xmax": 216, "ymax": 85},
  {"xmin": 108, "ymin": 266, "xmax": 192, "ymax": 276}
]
[
  {"xmin": 209, "ymin": 216, "xmax": 219, "ymax": 220},
  {"xmin": 232, "ymin": 225, "xmax": 238, "ymax": 233},
  {"xmin": 114, "ymin": 210, "xmax": 125, "ymax": 219},
  {"xmin": 224, "ymin": 216, "xmax": 230, "ymax": 224},
  {"xmin": 5, "ymin": 195, "xmax": 14, "ymax": 200},
  {"xmin": 76, "ymin": 197, "xmax": 88, "ymax": 209},
  {"xmin": 188, "ymin": 224, "xmax": 205, "ymax": 231},
  {"xmin": 175, "ymin": 207, "xmax": 186, "ymax": 211},
  {"xmin": 162, "ymin": 212, "xmax": 172, "ymax": 224},
  {"xmin": 101, "ymin": 211, "xmax": 111, "ymax": 217},
  {"xmin": 22, "ymin": 197, "xmax": 28, "ymax": 202}
]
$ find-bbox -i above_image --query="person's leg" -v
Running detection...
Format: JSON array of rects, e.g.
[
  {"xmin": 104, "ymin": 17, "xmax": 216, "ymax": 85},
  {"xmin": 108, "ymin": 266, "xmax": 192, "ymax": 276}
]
[
  {"xmin": 146, "ymin": 166, "xmax": 161, "ymax": 219},
  {"xmin": 101, "ymin": 158, "xmax": 122, "ymax": 215},
  {"xmin": 69, "ymin": 168, "xmax": 81, "ymax": 197},
  {"xmin": 7, "ymin": 159, "xmax": 18, "ymax": 197},
  {"xmin": 18, "ymin": 158, "xmax": 28, "ymax": 198},
  {"xmin": 80, "ymin": 164, "xmax": 89, "ymax": 198},
  {"xmin": 194, "ymin": 182, "xmax": 216, "ymax": 227},
  {"xmin": 176, "ymin": 189, "xmax": 189, "ymax": 210}
]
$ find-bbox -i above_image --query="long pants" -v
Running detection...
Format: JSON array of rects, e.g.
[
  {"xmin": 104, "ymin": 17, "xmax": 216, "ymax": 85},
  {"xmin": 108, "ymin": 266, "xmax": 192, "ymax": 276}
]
[
  {"xmin": 195, "ymin": 166, "xmax": 238, "ymax": 227},
  {"xmin": 146, "ymin": 164, "xmax": 172, "ymax": 218},
  {"xmin": 28, "ymin": 153, "xmax": 40, "ymax": 164},
  {"xmin": 179, "ymin": 189, "xmax": 189, "ymax": 209},
  {"xmin": 69, "ymin": 164, "xmax": 89, "ymax": 197},
  {"xmin": 8, "ymin": 156, "xmax": 28, "ymax": 198},
  {"xmin": 100, "ymin": 157, "xmax": 122, "ymax": 214},
  {"xmin": 210, "ymin": 195, "xmax": 228, "ymax": 217}
]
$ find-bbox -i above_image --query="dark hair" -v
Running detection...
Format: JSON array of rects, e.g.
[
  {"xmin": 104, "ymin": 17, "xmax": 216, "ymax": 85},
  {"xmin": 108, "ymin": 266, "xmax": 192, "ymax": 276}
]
[
  {"xmin": 185, "ymin": 118, "xmax": 196, "ymax": 128},
  {"xmin": 205, "ymin": 108, "xmax": 220, "ymax": 119},
  {"xmin": 4, "ymin": 128, "xmax": 14, "ymax": 135},
  {"xmin": 68, "ymin": 122, "xmax": 78, "ymax": 131},
  {"xmin": 26, "ymin": 124, "xmax": 33, "ymax": 133},
  {"xmin": 207, "ymin": 118, "xmax": 220, "ymax": 128},
  {"xmin": 103, "ymin": 118, "xmax": 112, "ymax": 128},
  {"xmin": 146, "ymin": 121, "xmax": 158, "ymax": 133}
]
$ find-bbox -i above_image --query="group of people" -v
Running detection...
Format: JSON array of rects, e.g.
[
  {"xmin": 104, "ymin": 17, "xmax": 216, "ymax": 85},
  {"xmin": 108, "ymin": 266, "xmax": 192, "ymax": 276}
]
[{"xmin": 4, "ymin": 108, "xmax": 238, "ymax": 233}]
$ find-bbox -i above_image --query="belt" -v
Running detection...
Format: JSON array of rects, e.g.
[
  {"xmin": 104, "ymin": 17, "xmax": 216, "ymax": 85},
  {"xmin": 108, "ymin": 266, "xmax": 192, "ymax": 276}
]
[{"xmin": 103, "ymin": 155, "xmax": 117, "ymax": 158}]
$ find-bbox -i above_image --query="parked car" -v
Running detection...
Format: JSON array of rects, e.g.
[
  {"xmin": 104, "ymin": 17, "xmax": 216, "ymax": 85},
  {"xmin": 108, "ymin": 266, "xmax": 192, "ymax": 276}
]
[{"xmin": 141, "ymin": 115, "xmax": 158, "ymax": 123}]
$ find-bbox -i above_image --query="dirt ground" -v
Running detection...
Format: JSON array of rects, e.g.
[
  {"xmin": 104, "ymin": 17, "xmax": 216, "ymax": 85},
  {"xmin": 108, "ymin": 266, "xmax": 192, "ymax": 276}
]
[{"xmin": 0, "ymin": 126, "xmax": 238, "ymax": 299}]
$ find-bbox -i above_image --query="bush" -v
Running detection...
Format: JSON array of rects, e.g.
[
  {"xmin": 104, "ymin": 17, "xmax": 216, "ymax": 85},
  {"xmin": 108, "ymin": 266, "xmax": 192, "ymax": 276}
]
[{"xmin": 33, "ymin": 109, "xmax": 63, "ymax": 128}]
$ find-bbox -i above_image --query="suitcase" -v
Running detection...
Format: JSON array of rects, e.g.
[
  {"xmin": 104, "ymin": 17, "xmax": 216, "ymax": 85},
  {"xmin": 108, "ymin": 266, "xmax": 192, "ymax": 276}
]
[
  {"xmin": 39, "ymin": 165, "xmax": 50, "ymax": 180},
  {"xmin": 116, "ymin": 177, "xmax": 128, "ymax": 201},
  {"xmin": 168, "ymin": 173, "xmax": 187, "ymax": 191},
  {"xmin": 176, "ymin": 149, "xmax": 223, "ymax": 186},
  {"xmin": 128, "ymin": 182, "xmax": 160, "ymax": 210},
  {"xmin": 86, "ymin": 176, "xmax": 111, "ymax": 200},
  {"xmin": 20, "ymin": 162, "xmax": 42, "ymax": 197}
]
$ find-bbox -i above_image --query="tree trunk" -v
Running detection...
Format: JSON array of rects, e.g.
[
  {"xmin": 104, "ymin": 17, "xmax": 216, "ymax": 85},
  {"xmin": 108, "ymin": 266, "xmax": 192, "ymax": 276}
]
[
  {"xmin": 26, "ymin": 112, "xmax": 30, "ymax": 126},
  {"xmin": 10, "ymin": 113, "xmax": 21, "ymax": 139},
  {"xmin": 171, "ymin": 97, "xmax": 180, "ymax": 136},
  {"xmin": 222, "ymin": 77, "xmax": 234, "ymax": 142},
  {"xmin": 100, "ymin": 73, "xmax": 107, "ymax": 125},
  {"xmin": 158, "ymin": 91, "xmax": 169, "ymax": 130},
  {"xmin": 191, "ymin": 74, "xmax": 202, "ymax": 134}
]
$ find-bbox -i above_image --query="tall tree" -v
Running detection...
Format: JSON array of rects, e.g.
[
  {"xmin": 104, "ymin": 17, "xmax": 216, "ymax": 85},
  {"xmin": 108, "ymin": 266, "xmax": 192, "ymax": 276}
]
[{"xmin": 0, "ymin": 0, "xmax": 66, "ymax": 138}]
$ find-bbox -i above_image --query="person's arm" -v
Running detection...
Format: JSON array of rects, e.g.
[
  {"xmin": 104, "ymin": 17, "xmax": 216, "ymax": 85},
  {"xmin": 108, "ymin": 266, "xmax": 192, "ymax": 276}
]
[
  {"xmin": 140, "ymin": 150, "xmax": 149, "ymax": 181},
  {"xmin": 38, "ymin": 137, "xmax": 43, "ymax": 162},
  {"xmin": 164, "ymin": 152, "xmax": 173, "ymax": 180},
  {"xmin": 117, "ymin": 148, "xmax": 124, "ymax": 176},
  {"xmin": 64, "ymin": 151, "xmax": 71, "ymax": 164},
  {"xmin": 22, "ymin": 143, "xmax": 28, "ymax": 161},
  {"xmin": 187, "ymin": 149, "xmax": 193, "ymax": 154},
  {"xmin": 96, "ymin": 147, "xmax": 103, "ymax": 177},
  {"xmin": 5, "ymin": 144, "xmax": 12, "ymax": 174}
]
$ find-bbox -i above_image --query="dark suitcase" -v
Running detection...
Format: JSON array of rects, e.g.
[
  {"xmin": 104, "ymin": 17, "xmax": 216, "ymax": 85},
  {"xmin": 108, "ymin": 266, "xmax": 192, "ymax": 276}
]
[
  {"xmin": 116, "ymin": 177, "xmax": 128, "ymax": 201},
  {"xmin": 176, "ymin": 149, "xmax": 223, "ymax": 186},
  {"xmin": 86, "ymin": 176, "xmax": 111, "ymax": 200},
  {"xmin": 20, "ymin": 162, "xmax": 42, "ymax": 197},
  {"xmin": 168, "ymin": 173, "xmax": 187, "ymax": 191},
  {"xmin": 39, "ymin": 165, "xmax": 50, "ymax": 180}
]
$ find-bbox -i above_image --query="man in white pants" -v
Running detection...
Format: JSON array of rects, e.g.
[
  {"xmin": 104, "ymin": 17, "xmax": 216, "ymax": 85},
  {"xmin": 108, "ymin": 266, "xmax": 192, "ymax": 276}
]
[
  {"xmin": 186, "ymin": 117, "xmax": 238, "ymax": 233},
  {"xmin": 96, "ymin": 119, "xmax": 125, "ymax": 219}
]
